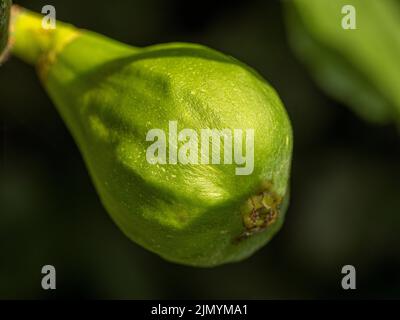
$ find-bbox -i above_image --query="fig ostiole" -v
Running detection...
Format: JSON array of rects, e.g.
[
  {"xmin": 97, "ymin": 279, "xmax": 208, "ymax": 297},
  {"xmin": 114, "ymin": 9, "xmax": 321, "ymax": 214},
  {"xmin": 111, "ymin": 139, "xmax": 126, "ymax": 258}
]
[{"xmin": 10, "ymin": 6, "xmax": 292, "ymax": 267}]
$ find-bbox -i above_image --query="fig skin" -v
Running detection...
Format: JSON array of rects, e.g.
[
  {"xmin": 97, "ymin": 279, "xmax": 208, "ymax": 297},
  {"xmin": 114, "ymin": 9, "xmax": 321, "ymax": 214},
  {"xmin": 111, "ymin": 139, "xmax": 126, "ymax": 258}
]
[{"xmin": 12, "ymin": 9, "xmax": 292, "ymax": 266}]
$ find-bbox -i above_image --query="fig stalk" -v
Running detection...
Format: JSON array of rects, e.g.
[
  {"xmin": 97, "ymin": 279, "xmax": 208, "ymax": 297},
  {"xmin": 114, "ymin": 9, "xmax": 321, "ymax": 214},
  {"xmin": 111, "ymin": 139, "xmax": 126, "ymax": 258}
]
[{"xmin": 11, "ymin": 6, "xmax": 78, "ymax": 66}]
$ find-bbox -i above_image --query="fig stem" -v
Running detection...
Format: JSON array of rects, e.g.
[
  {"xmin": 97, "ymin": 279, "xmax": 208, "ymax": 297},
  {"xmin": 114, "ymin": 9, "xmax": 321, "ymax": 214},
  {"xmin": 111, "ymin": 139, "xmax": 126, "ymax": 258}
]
[{"xmin": 10, "ymin": 5, "xmax": 79, "ymax": 66}]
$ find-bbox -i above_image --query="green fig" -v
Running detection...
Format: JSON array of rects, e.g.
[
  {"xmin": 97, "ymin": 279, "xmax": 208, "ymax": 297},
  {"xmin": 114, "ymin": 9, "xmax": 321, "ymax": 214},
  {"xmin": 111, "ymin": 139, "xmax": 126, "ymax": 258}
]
[
  {"xmin": 285, "ymin": 0, "xmax": 400, "ymax": 126},
  {"xmin": 11, "ymin": 7, "xmax": 292, "ymax": 266},
  {"xmin": 0, "ymin": 0, "xmax": 11, "ymax": 60}
]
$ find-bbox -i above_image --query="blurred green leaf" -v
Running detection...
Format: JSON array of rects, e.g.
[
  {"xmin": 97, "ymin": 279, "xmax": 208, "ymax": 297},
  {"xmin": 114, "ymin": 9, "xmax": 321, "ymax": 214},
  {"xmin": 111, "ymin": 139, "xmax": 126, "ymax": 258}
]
[{"xmin": 284, "ymin": 0, "xmax": 400, "ymax": 126}]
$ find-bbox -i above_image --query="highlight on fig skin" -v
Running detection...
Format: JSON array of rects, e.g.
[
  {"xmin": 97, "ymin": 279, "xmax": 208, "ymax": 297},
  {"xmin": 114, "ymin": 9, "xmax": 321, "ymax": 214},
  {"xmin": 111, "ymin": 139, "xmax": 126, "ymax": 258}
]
[{"xmin": 8, "ymin": 6, "xmax": 293, "ymax": 267}]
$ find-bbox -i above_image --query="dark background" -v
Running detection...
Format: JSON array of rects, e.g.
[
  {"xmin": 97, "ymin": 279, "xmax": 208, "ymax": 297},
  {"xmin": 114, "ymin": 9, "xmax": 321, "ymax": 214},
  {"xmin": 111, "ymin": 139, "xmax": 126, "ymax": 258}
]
[{"xmin": 1, "ymin": 0, "xmax": 399, "ymax": 299}]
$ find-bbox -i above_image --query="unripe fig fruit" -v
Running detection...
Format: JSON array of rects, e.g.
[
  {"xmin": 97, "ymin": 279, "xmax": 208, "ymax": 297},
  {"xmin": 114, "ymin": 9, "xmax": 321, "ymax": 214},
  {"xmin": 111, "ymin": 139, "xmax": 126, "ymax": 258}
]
[{"xmin": 11, "ymin": 7, "xmax": 292, "ymax": 266}]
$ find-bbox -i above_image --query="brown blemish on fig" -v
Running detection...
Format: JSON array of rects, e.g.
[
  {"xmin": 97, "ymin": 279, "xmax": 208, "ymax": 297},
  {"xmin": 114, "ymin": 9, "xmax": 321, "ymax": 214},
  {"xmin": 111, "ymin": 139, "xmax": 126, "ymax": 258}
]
[{"xmin": 234, "ymin": 181, "xmax": 282, "ymax": 242}]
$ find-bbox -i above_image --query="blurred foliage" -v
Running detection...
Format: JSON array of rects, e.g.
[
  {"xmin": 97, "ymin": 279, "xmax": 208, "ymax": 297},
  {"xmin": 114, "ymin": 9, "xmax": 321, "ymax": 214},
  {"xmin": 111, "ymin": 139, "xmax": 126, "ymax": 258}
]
[
  {"xmin": 285, "ymin": 0, "xmax": 400, "ymax": 126},
  {"xmin": 0, "ymin": 0, "xmax": 11, "ymax": 58},
  {"xmin": 1, "ymin": 0, "xmax": 400, "ymax": 299}
]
